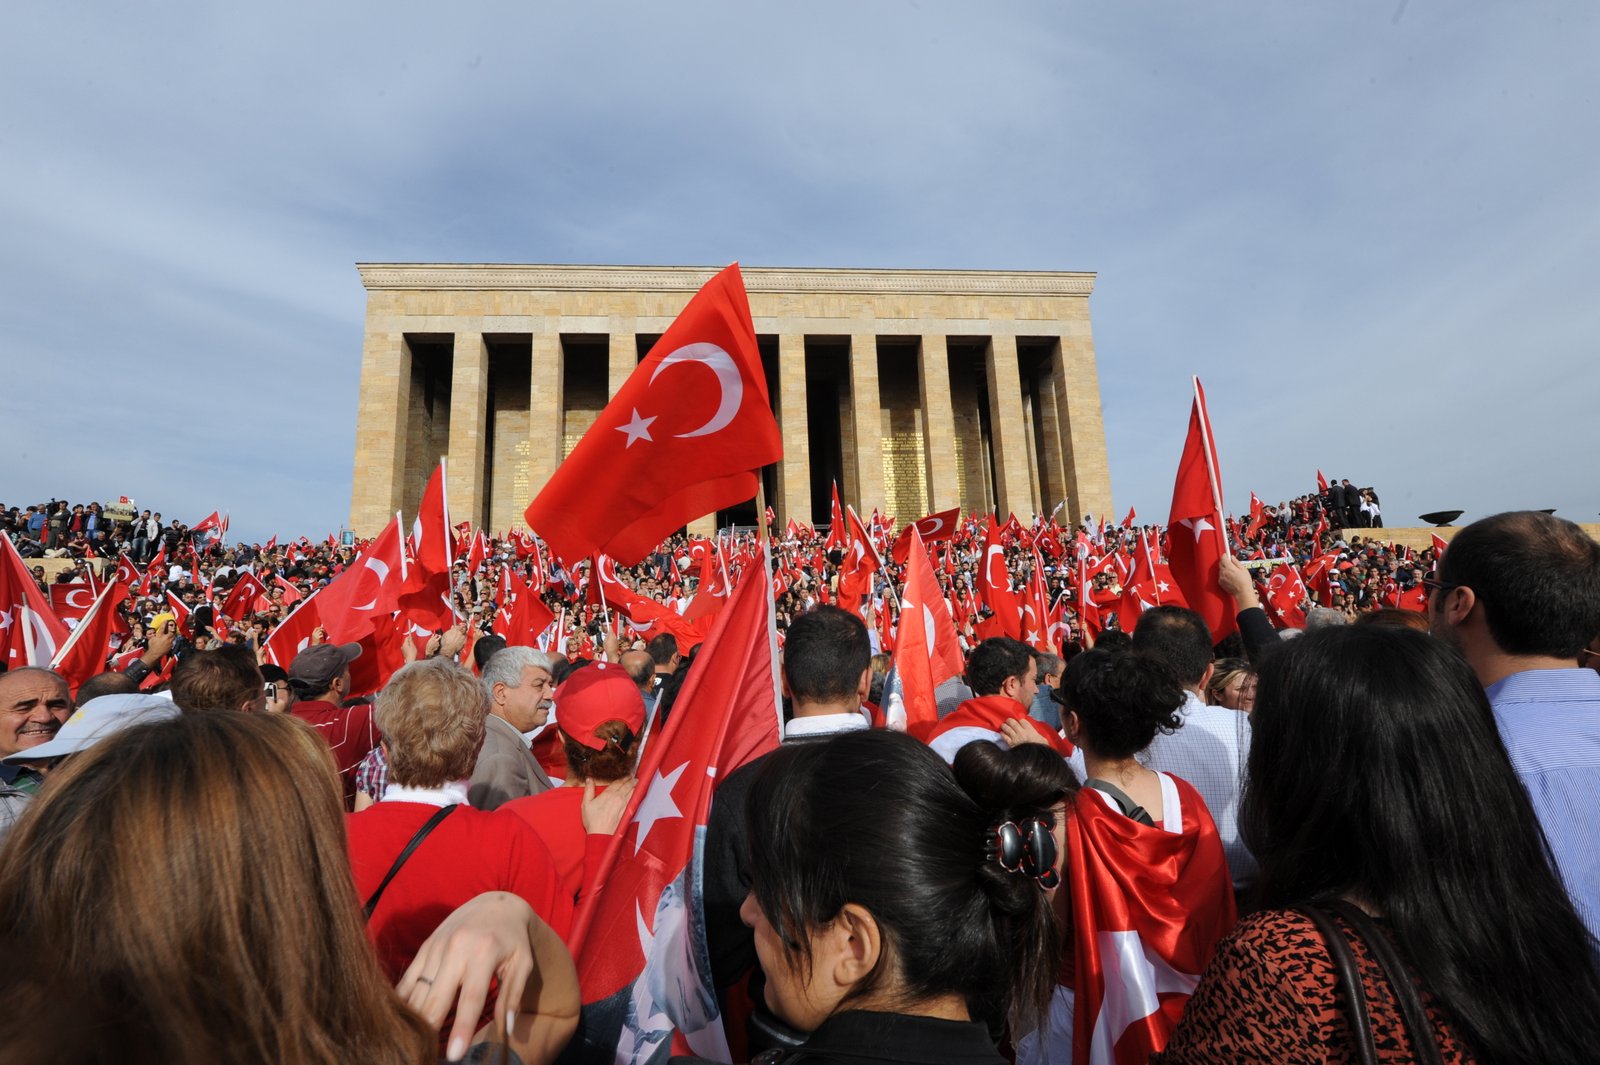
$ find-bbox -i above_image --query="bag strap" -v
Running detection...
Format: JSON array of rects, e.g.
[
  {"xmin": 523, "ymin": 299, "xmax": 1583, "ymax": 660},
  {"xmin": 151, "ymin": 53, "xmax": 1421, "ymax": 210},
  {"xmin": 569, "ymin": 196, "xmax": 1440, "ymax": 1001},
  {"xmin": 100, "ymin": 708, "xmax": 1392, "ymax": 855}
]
[
  {"xmin": 1323, "ymin": 899, "xmax": 1445, "ymax": 1065},
  {"xmin": 1084, "ymin": 778, "xmax": 1157, "ymax": 827},
  {"xmin": 1296, "ymin": 903, "xmax": 1378, "ymax": 1065},
  {"xmin": 363, "ymin": 804, "xmax": 457, "ymax": 920}
]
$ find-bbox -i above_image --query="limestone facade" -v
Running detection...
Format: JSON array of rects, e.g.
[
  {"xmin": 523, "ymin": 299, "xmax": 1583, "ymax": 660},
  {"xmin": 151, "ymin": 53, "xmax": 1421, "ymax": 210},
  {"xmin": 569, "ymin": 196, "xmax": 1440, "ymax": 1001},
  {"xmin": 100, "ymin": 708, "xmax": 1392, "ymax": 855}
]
[{"xmin": 350, "ymin": 264, "xmax": 1113, "ymax": 538}]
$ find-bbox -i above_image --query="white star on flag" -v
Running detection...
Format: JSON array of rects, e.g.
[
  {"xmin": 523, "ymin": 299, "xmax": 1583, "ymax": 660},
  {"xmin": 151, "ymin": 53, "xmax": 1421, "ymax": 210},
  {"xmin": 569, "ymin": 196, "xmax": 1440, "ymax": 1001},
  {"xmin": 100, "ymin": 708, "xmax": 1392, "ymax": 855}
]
[
  {"xmin": 616, "ymin": 408, "xmax": 657, "ymax": 448},
  {"xmin": 632, "ymin": 760, "xmax": 688, "ymax": 854},
  {"xmin": 1178, "ymin": 516, "xmax": 1215, "ymax": 542}
]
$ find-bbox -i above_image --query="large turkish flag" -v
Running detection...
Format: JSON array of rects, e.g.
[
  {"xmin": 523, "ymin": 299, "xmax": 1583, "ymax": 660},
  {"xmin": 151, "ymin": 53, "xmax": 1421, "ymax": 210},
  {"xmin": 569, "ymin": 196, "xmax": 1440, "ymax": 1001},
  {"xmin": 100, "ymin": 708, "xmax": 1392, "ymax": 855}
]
[{"xmin": 525, "ymin": 264, "xmax": 782, "ymax": 566}]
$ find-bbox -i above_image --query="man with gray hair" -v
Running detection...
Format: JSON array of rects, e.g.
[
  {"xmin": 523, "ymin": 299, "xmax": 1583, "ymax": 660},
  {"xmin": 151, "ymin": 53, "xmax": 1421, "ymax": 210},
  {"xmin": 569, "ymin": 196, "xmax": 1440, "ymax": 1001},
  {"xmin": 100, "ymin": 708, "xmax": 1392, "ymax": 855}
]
[
  {"xmin": 470, "ymin": 645, "xmax": 556, "ymax": 809},
  {"xmin": 1029, "ymin": 651, "xmax": 1065, "ymax": 731}
]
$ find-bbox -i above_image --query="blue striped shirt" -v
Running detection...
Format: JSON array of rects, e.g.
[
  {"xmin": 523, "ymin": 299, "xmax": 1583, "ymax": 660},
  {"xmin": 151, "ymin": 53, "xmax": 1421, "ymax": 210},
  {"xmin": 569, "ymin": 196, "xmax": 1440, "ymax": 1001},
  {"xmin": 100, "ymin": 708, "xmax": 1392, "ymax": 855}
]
[{"xmin": 1486, "ymin": 668, "xmax": 1600, "ymax": 943}]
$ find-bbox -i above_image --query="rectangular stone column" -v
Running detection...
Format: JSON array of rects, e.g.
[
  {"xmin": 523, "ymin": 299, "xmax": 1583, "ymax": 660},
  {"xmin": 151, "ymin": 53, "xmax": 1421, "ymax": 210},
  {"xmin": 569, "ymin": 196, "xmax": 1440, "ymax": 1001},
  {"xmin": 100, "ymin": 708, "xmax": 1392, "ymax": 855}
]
[
  {"xmin": 847, "ymin": 333, "xmax": 885, "ymax": 517},
  {"xmin": 985, "ymin": 333, "xmax": 1034, "ymax": 520},
  {"xmin": 447, "ymin": 331, "xmax": 489, "ymax": 530},
  {"xmin": 687, "ymin": 514, "xmax": 717, "ymax": 538},
  {"xmin": 917, "ymin": 334, "xmax": 960, "ymax": 513},
  {"xmin": 527, "ymin": 331, "xmax": 564, "ymax": 506},
  {"xmin": 1036, "ymin": 360, "xmax": 1070, "ymax": 514},
  {"xmin": 350, "ymin": 329, "xmax": 413, "ymax": 537},
  {"xmin": 607, "ymin": 330, "xmax": 635, "ymax": 400},
  {"xmin": 1051, "ymin": 319, "xmax": 1114, "ymax": 524},
  {"xmin": 776, "ymin": 333, "xmax": 811, "ymax": 524}
]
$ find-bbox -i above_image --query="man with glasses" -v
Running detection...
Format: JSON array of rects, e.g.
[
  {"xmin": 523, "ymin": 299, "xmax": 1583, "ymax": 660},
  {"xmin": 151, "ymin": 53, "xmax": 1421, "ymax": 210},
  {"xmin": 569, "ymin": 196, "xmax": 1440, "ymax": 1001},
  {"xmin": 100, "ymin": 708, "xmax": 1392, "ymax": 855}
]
[{"xmin": 1428, "ymin": 511, "xmax": 1600, "ymax": 942}]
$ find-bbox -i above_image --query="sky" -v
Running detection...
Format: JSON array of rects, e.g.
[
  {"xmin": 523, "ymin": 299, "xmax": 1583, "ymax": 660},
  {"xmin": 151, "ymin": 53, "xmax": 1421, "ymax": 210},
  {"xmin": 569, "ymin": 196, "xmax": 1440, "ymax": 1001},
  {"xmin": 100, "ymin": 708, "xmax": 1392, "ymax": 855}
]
[{"xmin": 3, "ymin": 2, "xmax": 1597, "ymax": 541}]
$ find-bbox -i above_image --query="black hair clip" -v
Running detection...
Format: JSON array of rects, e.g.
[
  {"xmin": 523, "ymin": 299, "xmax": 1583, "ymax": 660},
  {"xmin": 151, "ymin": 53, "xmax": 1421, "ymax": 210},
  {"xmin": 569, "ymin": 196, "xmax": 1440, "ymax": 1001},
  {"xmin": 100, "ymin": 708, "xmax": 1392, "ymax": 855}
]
[{"xmin": 986, "ymin": 814, "xmax": 1060, "ymax": 889}]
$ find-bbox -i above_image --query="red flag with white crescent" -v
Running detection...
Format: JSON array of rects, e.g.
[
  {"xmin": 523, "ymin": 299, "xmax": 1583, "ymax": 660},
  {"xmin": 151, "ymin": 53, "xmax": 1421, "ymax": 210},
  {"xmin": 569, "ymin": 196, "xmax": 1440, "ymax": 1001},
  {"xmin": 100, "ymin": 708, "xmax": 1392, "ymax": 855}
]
[
  {"xmin": 316, "ymin": 514, "xmax": 407, "ymax": 644},
  {"xmin": 1264, "ymin": 563, "xmax": 1309, "ymax": 629},
  {"xmin": 885, "ymin": 527, "xmax": 964, "ymax": 738},
  {"xmin": 1165, "ymin": 378, "xmax": 1236, "ymax": 639},
  {"xmin": 1063, "ymin": 775, "xmax": 1236, "ymax": 1065},
  {"xmin": 526, "ymin": 264, "xmax": 782, "ymax": 565},
  {"xmin": 0, "ymin": 535, "xmax": 69, "ymax": 669},
  {"xmin": 569, "ymin": 543, "xmax": 781, "ymax": 1062},
  {"xmin": 978, "ymin": 518, "xmax": 1023, "ymax": 640},
  {"xmin": 52, "ymin": 580, "xmax": 131, "ymax": 693},
  {"xmin": 49, "ymin": 584, "xmax": 99, "ymax": 629},
  {"xmin": 400, "ymin": 460, "xmax": 457, "ymax": 632}
]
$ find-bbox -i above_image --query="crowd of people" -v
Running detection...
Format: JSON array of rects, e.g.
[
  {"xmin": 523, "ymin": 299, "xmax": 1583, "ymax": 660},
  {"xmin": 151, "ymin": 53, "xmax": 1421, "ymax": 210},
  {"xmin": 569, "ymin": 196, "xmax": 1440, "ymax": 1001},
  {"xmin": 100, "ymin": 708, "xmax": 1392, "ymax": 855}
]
[{"xmin": 1, "ymin": 495, "xmax": 1598, "ymax": 1064}]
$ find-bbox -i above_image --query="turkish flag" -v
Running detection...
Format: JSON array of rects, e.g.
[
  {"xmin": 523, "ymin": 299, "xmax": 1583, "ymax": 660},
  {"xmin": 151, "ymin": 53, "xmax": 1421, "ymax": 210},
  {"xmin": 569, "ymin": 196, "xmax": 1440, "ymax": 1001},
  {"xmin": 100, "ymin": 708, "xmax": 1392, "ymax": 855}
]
[
  {"xmin": 569, "ymin": 542, "xmax": 781, "ymax": 1062},
  {"xmin": 926, "ymin": 694, "xmax": 1071, "ymax": 762},
  {"xmin": 274, "ymin": 574, "xmax": 302, "ymax": 606},
  {"xmin": 977, "ymin": 519, "xmax": 1024, "ymax": 640},
  {"xmin": 1121, "ymin": 506, "xmax": 1137, "ymax": 529},
  {"xmin": 1430, "ymin": 532, "xmax": 1449, "ymax": 563},
  {"xmin": 1076, "ymin": 556, "xmax": 1103, "ymax": 643},
  {"xmin": 1018, "ymin": 546, "xmax": 1055, "ymax": 653},
  {"xmin": 52, "ymin": 581, "xmax": 131, "ymax": 693},
  {"xmin": 588, "ymin": 554, "xmax": 650, "ymax": 617},
  {"xmin": 494, "ymin": 566, "xmax": 557, "ymax": 647},
  {"xmin": 1303, "ymin": 552, "xmax": 1340, "ymax": 607},
  {"xmin": 1062, "ymin": 775, "xmax": 1236, "ymax": 1065},
  {"xmin": 526, "ymin": 264, "xmax": 782, "ymax": 565},
  {"xmin": 1118, "ymin": 531, "xmax": 1187, "ymax": 635},
  {"xmin": 1244, "ymin": 492, "xmax": 1269, "ymax": 542},
  {"xmin": 0, "ymin": 537, "xmax": 68, "ymax": 670},
  {"xmin": 49, "ymin": 584, "xmax": 99, "ymax": 629},
  {"xmin": 114, "ymin": 552, "xmax": 143, "ymax": 589},
  {"xmin": 1316, "ymin": 469, "xmax": 1329, "ymax": 493},
  {"xmin": 316, "ymin": 514, "xmax": 407, "ymax": 644},
  {"xmin": 890, "ymin": 506, "xmax": 961, "ymax": 563},
  {"xmin": 141, "ymin": 545, "xmax": 167, "ymax": 596},
  {"xmin": 1397, "ymin": 583, "xmax": 1428, "ymax": 613},
  {"xmin": 824, "ymin": 481, "xmax": 847, "ymax": 551},
  {"xmin": 164, "ymin": 592, "xmax": 194, "ymax": 639},
  {"xmin": 1166, "ymin": 378, "xmax": 1236, "ymax": 640},
  {"xmin": 263, "ymin": 593, "xmax": 325, "ymax": 669},
  {"xmin": 401, "ymin": 460, "xmax": 458, "ymax": 632},
  {"xmin": 220, "ymin": 572, "xmax": 270, "ymax": 623},
  {"xmin": 835, "ymin": 506, "xmax": 882, "ymax": 618},
  {"xmin": 1264, "ymin": 564, "xmax": 1309, "ymax": 628},
  {"xmin": 681, "ymin": 539, "xmax": 733, "ymax": 624},
  {"xmin": 885, "ymin": 527, "xmax": 964, "ymax": 738}
]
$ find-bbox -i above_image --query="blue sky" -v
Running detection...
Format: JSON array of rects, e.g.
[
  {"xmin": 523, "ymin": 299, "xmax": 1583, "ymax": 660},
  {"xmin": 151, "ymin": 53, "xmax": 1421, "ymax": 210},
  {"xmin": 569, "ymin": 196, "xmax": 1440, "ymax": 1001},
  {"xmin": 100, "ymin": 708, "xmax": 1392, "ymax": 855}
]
[{"xmin": 3, "ymin": 3, "xmax": 1596, "ymax": 540}]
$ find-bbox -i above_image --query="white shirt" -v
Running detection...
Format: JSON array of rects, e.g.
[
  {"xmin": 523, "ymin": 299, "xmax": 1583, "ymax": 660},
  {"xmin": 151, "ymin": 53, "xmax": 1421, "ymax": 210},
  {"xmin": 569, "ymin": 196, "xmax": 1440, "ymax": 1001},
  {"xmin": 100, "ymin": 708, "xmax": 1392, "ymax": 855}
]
[
  {"xmin": 783, "ymin": 710, "xmax": 870, "ymax": 740},
  {"xmin": 380, "ymin": 779, "xmax": 470, "ymax": 807},
  {"xmin": 1139, "ymin": 689, "xmax": 1257, "ymax": 889}
]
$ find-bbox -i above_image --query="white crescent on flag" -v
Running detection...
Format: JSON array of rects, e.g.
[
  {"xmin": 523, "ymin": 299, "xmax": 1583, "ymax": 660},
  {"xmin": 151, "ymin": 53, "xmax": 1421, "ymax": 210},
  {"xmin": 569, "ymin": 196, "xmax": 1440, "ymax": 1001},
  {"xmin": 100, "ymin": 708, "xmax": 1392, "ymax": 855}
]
[{"xmin": 650, "ymin": 343, "xmax": 743, "ymax": 439}]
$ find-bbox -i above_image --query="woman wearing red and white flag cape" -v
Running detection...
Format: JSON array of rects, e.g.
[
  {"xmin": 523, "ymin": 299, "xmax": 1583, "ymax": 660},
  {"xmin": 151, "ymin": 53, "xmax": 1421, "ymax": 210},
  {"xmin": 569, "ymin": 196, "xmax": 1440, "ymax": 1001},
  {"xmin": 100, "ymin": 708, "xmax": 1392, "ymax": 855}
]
[{"xmin": 1017, "ymin": 649, "xmax": 1235, "ymax": 1065}]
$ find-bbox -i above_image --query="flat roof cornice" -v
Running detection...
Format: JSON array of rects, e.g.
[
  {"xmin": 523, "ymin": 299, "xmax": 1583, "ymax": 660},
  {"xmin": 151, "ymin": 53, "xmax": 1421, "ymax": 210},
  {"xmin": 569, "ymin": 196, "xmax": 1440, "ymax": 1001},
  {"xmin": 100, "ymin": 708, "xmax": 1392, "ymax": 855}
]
[{"xmin": 356, "ymin": 263, "xmax": 1096, "ymax": 297}]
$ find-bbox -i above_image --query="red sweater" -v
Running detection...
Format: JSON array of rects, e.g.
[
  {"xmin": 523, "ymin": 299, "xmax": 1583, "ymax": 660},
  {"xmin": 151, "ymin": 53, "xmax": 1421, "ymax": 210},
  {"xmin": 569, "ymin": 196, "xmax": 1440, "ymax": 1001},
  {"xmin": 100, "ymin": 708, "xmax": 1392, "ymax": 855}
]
[
  {"xmin": 502, "ymin": 785, "xmax": 614, "ymax": 912},
  {"xmin": 347, "ymin": 801, "xmax": 574, "ymax": 982}
]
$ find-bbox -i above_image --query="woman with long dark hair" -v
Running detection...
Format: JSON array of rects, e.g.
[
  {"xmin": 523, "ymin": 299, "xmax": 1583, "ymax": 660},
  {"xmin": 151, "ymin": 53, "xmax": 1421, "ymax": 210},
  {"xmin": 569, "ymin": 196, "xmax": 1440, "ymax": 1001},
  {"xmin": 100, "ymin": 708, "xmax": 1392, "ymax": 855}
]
[
  {"xmin": 728, "ymin": 729, "xmax": 1075, "ymax": 1064},
  {"xmin": 1158, "ymin": 626, "xmax": 1600, "ymax": 1063}
]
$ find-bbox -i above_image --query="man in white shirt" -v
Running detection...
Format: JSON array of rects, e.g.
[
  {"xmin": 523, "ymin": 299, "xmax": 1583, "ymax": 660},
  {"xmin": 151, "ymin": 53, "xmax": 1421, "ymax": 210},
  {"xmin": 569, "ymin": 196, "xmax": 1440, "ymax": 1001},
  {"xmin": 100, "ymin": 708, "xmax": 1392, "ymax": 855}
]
[{"xmin": 1133, "ymin": 605, "xmax": 1257, "ymax": 893}]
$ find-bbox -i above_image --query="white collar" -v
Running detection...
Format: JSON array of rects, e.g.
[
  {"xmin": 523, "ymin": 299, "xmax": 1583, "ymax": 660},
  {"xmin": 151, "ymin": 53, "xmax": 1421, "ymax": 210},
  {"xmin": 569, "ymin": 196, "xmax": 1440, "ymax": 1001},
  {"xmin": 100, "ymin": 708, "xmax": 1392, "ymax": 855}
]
[
  {"xmin": 1181, "ymin": 689, "xmax": 1209, "ymax": 715},
  {"xmin": 784, "ymin": 710, "xmax": 871, "ymax": 739},
  {"xmin": 380, "ymin": 779, "xmax": 470, "ymax": 807}
]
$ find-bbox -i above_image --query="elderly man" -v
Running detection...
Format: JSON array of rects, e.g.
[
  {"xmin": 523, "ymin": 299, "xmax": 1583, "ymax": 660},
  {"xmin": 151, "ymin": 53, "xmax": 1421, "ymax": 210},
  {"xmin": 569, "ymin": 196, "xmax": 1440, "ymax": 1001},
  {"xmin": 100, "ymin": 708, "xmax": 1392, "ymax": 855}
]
[
  {"xmin": 470, "ymin": 646, "xmax": 557, "ymax": 810},
  {"xmin": 0, "ymin": 668, "xmax": 73, "ymax": 796},
  {"xmin": 1430, "ymin": 511, "xmax": 1600, "ymax": 940}
]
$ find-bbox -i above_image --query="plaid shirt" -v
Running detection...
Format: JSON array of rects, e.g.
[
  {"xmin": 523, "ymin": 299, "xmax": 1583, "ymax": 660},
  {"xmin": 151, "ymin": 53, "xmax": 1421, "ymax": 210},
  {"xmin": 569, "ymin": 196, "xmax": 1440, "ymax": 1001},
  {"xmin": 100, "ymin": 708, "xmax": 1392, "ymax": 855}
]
[{"xmin": 354, "ymin": 744, "xmax": 388, "ymax": 801}]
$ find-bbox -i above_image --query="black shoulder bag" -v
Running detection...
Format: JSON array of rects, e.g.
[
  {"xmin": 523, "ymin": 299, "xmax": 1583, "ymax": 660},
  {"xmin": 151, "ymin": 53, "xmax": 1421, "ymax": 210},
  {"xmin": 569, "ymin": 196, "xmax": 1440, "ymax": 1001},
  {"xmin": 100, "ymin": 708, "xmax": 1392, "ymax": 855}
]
[
  {"xmin": 363, "ymin": 804, "xmax": 458, "ymax": 920},
  {"xmin": 1294, "ymin": 899, "xmax": 1444, "ymax": 1065},
  {"xmin": 1084, "ymin": 778, "xmax": 1157, "ymax": 827}
]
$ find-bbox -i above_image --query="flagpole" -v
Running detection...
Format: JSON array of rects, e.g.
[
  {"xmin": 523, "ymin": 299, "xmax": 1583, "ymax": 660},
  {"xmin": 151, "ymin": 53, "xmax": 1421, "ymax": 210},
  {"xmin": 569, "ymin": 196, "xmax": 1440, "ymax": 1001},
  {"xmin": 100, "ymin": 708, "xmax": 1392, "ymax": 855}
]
[
  {"xmin": 1192, "ymin": 376, "xmax": 1232, "ymax": 555},
  {"xmin": 754, "ymin": 473, "xmax": 784, "ymax": 736}
]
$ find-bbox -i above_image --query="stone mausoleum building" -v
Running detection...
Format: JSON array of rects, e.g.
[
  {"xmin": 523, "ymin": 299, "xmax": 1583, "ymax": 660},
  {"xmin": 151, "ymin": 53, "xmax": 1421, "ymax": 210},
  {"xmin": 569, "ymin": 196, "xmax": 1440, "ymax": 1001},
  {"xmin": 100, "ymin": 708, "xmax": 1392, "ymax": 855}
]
[{"xmin": 349, "ymin": 264, "xmax": 1112, "ymax": 539}]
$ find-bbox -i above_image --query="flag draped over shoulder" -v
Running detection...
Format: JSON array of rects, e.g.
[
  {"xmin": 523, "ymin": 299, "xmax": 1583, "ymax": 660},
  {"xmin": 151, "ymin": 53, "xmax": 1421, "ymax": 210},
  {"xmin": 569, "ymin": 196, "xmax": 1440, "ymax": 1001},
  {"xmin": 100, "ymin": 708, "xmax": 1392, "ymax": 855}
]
[
  {"xmin": 1166, "ymin": 378, "xmax": 1236, "ymax": 640},
  {"xmin": 1064, "ymin": 777, "xmax": 1237, "ymax": 1065},
  {"xmin": 526, "ymin": 264, "xmax": 782, "ymax": 566},
  {"xmin": 570, "ymin": 543, "xmax": 781, "ymax": 1064}
]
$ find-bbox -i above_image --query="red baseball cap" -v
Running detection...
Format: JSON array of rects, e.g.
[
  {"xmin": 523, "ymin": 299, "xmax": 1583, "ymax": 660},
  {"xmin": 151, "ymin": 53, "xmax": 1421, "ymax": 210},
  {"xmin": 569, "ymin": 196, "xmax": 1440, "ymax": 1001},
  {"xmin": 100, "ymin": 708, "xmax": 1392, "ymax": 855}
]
[{"xmin": 556, "ymin": 662, "xmax": 645, "ymax": 749}]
